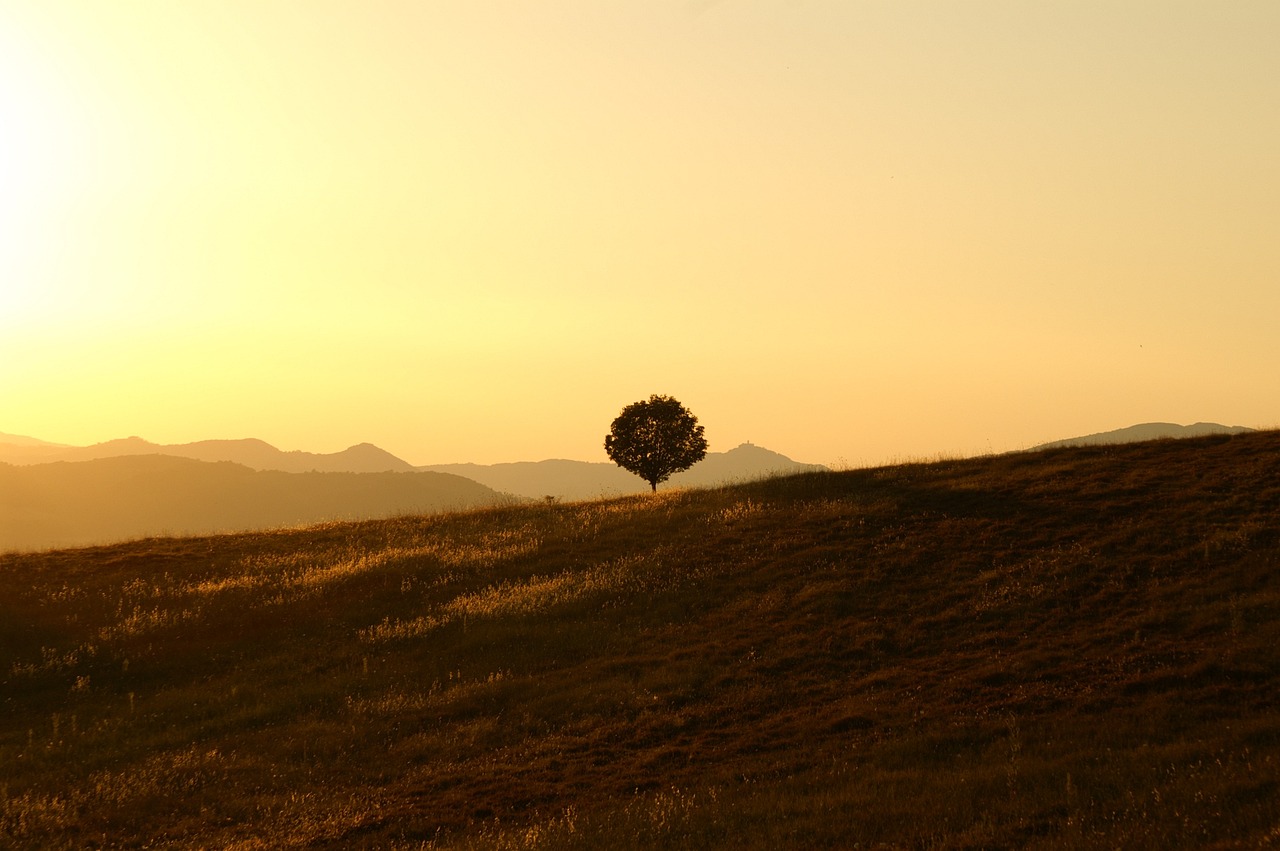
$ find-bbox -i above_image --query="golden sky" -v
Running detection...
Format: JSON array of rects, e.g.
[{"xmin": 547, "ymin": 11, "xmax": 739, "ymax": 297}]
[{"xmin": 2, "ymin": 1, "xmax": 1278, "ymax": 466}]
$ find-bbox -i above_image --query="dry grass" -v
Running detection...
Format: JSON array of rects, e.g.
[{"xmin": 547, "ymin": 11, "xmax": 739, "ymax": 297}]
[{"xmin": 2, "ymin": 431, "xmax": 1279, "ymax": 848}]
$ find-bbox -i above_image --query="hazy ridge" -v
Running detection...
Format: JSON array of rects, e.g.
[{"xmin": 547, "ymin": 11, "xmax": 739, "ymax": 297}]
[
  {"xmin": 0, "ymin": 455, "xmax": 502, "ymax": 552},
  {"xmin": 0, "ymin": 434, "xmax": 415, "ymax": 473},
  {"xmin": 420, "ymin": 442, "xmax": 828, "ymax": 500},
  {"xmin": 0, "ymin": 434, "xmax": 824, "ymax": 497},
  {"xmin": 1031, "ymin": 421, "xmax": 1253, "ymax": 450}
]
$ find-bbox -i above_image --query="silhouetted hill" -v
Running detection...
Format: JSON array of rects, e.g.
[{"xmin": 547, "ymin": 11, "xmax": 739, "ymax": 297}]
[
  {"xmin": 0, "ymin": 435, "xmax": 416, "ymax": 473},
  {"xmin": 1033, "ymin": 421, "xmax": 1254, "ymax": 450},
  {"xmin": 0, "ymin": 455, "xmax": 504, "ymax": 551},
  {"xmin": 419, "ymin": 443, "xmax": 827, "ymax": 500}
]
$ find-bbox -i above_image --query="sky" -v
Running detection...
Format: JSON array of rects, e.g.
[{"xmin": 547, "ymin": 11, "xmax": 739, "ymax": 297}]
[{"xmin": 2, "ymin": 1, "xmax": 1278, "ymax": 467}]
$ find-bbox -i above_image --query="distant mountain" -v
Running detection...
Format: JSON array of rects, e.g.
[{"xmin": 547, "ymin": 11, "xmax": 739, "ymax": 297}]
[
  {"xmin": 0, "ymin": 432, "xmax": 69, "ymax": 448},
  {"xmin": 0, "ymin": 455, "xmax": 505, "ymax": 552},
  {"xmin": 0, "ymin": 435, "xmax": 416, "ymax": 473},
  {"xmin": 0, "ymin": 435, "xmax": 822, "ymax": 491},
  {"xmin": 420, "ymin": 443, "xmax": 827, "ymax": 501},
  {"xmin": 171, "ymin": 439, "xmax": 416, "ymax": 473},
  {"xmin": 1033, "ymin": 422, "xmax": 1255, "ymax": 451},
  {"xmin": 0, "ymin": 432, "xmax": 827, "ymax": 548},
  {"xmin": 669, "ymin": 443, "xmax": 827, "ymax": 489}
]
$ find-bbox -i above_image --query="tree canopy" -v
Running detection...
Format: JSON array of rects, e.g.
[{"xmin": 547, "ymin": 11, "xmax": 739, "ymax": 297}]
[{"xmin": 604, "ymin": 395, "xmax": 708, "ymax": 492}]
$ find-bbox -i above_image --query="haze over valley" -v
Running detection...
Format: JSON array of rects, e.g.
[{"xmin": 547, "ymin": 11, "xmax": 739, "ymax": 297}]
[
  {"xmin": 0, "ymin": 455, "xmax": 500, "ymax": 552},
  {"xmin": 0, "ymin": 430, "xmax": 828, "ymax": 550}
]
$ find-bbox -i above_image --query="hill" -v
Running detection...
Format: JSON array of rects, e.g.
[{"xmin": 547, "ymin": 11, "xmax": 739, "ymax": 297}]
[
  {"xmin": 0, "ymin": 434, "xmax": 822, "ymax": 495},
  {"xmin": 1, "ymin": 430, "xmax": 1278, "ymax": 847},
  {"xmin": 0, "ymin": 455, "xmax": 505, "ymax": 551},
  {"xmin": 0, "ymin": 435, "xmax": 417, "ymax": 473},
  {"xmin": 1032, "ymin": 421, "xmax": 1255, "ymax": 450},
  {"xmin": 420, "ymin": 443, "xmax": 827, "ymax": 500},
  {"xmin": 0, "ymin": 432, "xmax": 70, "ymax": 449}
]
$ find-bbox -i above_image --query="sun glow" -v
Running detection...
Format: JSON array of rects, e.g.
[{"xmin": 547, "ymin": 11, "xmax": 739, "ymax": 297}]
[
  {"xmin": 0, "ymin": 281, "xmax": 43, "ymax": 328},
  {"xmin": 0, "ymin": 25, "xmax": 90, "ymax": 207},
  {"xmin": 0, "ymin": 19, "xmax": 98, "ymax": 332}
]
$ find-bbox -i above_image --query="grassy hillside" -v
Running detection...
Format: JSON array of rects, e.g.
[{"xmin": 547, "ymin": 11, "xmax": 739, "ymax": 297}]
[{"xmin": 2, "ymin": 431, "xmax": 1278, "ymax": 848}]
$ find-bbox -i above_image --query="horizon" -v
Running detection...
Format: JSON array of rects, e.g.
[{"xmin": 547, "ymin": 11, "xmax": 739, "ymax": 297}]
[
  {"xmin": 2, "ymin": 427, "xmax": 798, "ymax": 466},
  {"xmin": 0, "ymin": 420, "xmax": 1262, "ymax": 470},
  {"xmin": 3, "ymin": 3, "xmax": 1277, "ymax": 467}
]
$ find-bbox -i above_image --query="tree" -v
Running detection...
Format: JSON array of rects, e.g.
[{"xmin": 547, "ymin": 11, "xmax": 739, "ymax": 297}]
[{"xmin": 604, "ymin": 394, "xmax": 708, "ymax": 492}]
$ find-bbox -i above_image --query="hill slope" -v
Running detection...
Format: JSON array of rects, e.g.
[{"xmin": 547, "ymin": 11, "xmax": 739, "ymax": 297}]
[
  {"xmin": 2, "ymin": 430, "xmax": 1278, "ymax": 848},
  {"xmin": 0, "ymin": 455, "xmax": 505, "ymax": 551}
]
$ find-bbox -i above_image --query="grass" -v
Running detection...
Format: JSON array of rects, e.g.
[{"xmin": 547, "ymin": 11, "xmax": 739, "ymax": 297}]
[{"xmin": 2, "ymin": 430, "xmax": 1279, "ymax": 848}]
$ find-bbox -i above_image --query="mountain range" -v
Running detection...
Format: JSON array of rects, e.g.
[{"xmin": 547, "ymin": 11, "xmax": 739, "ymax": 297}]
[
  {"xmin": 1030, "ymin": 421, "xmax": 1254, "ymax": 450},
  {"xmin": 421, "ymin": 443, "xmax": 829, "ymax": 501},
  {"xmin": 0, "ymin": 422, "xmax": 1252, "ymax": 551},
  {"xmin": 0, "ymin": 434, "xmax": 827, "ymax": 500},
  {"xmin": 0, "ymin": 433, "xmax": 826, "ymax": 551},
  {"xmin": 0, "ymin": 434, "xmax": 415, "ymax": 473}
]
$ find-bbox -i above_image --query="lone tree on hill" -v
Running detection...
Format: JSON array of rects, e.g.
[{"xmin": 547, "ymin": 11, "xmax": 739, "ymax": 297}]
[{"xmin": 605, "ymin": 394, "xmax": 708, "ymax": 492}]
